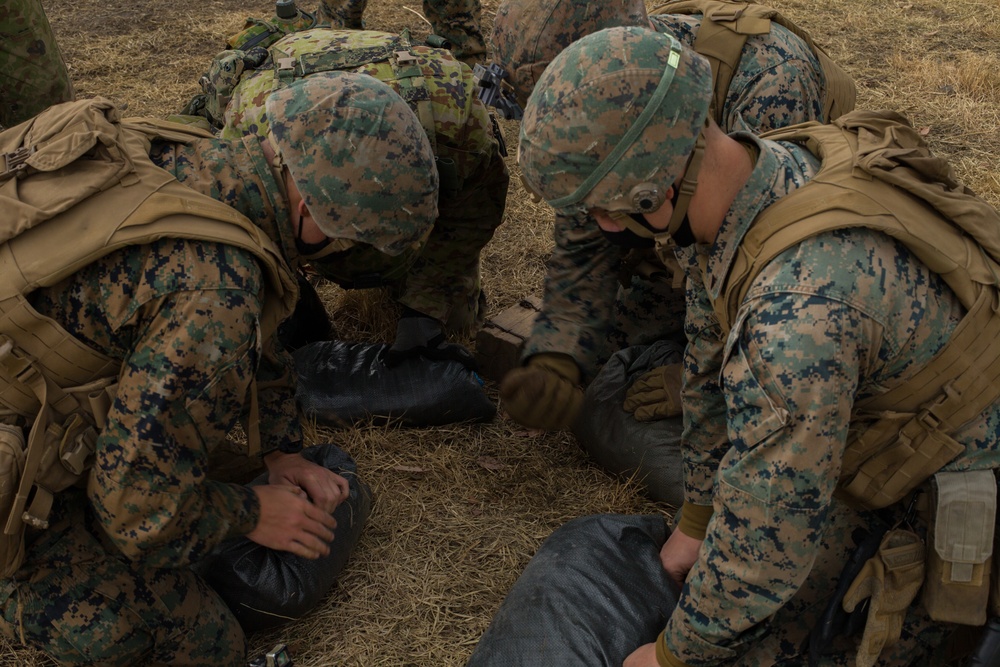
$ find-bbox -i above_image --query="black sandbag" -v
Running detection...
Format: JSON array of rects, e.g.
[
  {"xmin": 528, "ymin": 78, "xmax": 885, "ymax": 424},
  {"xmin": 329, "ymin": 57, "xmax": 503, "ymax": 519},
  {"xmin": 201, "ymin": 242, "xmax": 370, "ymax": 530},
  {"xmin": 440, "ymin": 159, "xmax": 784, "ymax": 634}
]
[
  {"xmin": 294, "ymin": 340, "xmax": 496, "ymax": 427},
  {"xmin": 466, "ymin": 514, "xmax": 679, "ymax": 667},
  {"xmin": 572, "ymin": 341, "xmax": 685, "ymax": 506},
  {"xmin": 196, "ymin": 443, "xmax": 372, "ymax": 633}
]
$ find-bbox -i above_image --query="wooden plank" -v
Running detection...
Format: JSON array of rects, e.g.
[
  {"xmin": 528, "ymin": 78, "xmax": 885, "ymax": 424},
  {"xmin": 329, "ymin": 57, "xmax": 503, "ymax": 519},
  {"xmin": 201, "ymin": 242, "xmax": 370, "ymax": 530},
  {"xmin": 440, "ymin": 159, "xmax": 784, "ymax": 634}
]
[{"xmin": 474, "ymin": 296, "xmax": 542, "ymax": 382}]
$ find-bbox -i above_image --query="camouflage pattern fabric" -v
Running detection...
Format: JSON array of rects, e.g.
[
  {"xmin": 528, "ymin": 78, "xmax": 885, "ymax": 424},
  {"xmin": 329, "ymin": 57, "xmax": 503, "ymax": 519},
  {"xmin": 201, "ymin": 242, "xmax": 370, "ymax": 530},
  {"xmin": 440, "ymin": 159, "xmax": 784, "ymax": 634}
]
[
  {"xmin": 0, "ymin": 136, "xmax": 308, "ymax": 664},
  {"xmin": 217, "ymin": 27, "xmax": 508, "ymax": 328},
  {"xmin": 266, "ymin": 72, "xmax": 439, "ymax": 256},
  {"xmin": 659, "ymin": 132, "xmax": 1000, "ymax": 665},
  {"xmin": 316, "ymin": 0, "xmax": 486, "ymax": 62},
  {"xmin": 520, "ymin": 16, "xmax": 833, "ymax": 380},
  {"xmin": 0, "ymin": 0, "xmax": 74, "ymax": 129}
]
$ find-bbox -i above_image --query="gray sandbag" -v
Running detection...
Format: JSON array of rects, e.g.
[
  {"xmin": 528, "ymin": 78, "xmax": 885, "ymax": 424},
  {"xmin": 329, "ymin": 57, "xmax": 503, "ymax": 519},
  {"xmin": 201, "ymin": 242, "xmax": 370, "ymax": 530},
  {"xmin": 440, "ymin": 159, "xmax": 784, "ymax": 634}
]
[
  {"xmin": 195, "ymin": 443, "xmax": 371, "ymax": 633},
  {"xmin": 294, "ymin": 340, "xmax": 496, "ymax": 427},
  {"xmin": 572, "ymin": 341, "xmax": 685, "ymax": 506},
  {"xmin": 466, "ymin": 514, "xmax": 679, "ymax": 667}
]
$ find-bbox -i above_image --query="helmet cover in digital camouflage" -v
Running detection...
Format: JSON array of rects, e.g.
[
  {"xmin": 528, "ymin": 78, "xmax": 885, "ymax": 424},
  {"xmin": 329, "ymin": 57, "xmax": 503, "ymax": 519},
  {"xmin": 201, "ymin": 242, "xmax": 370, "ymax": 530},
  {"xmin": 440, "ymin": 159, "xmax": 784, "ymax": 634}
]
[
  {"xmin": 491, "ymin": 0, "xmax": 648, "ymax": 106},
  {"xmin": 266, "ymin": 72, "xmax": 438, "ymax": 256},
  {"xmin": 518, "ymin": 27, "xmax": 712, "ymax": 219}
]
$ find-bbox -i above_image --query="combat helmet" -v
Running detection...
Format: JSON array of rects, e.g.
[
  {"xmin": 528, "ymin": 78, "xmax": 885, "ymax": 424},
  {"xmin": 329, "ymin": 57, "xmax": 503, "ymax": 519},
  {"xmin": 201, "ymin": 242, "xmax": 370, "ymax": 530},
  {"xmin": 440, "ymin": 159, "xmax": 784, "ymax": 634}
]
[
  {"xmin": 492, "ymin": 0, "xmax": 649, "ymax": 106},
  {"xmin": 266, "ymin": 72, "xmax": 438, "ymax": 287},
  {"xmin": 518, "ymin": 26, "xmax": 713, "ymax": 243}
]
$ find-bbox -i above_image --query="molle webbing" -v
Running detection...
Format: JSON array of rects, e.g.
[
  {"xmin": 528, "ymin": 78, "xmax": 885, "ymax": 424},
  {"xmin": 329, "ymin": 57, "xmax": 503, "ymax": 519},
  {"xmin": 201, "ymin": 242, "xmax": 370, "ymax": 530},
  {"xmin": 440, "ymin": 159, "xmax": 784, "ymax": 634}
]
[
  {"xmin": 270, "ymin": 32, "xmax": 439, "ymax": 152},
  {"xmin": 713, "ymin": 111, "xmax": 1000, "ymax": 509},
  {"xmin": 650, "ymin": 0, "xmax": 856, "ymax": 122}
]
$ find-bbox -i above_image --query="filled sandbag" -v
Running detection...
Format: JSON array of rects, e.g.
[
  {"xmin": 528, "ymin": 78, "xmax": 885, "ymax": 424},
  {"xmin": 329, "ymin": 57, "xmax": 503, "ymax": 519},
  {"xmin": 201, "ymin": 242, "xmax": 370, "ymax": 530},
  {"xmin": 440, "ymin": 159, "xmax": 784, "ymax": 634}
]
[
  {"xmin": 572, "ymin": 341, "xmax": 685, "ymax": 506},
  {"xmin": 466, "ymin": 514, "xmax": 679, "ymax": 667},
  {"xmin": 294, "ymin": 340, "xmax": 496, "ymax": 427},
  {"xmin": 195, "ymin": 443, "xmax": 371, "ymax": 632}
]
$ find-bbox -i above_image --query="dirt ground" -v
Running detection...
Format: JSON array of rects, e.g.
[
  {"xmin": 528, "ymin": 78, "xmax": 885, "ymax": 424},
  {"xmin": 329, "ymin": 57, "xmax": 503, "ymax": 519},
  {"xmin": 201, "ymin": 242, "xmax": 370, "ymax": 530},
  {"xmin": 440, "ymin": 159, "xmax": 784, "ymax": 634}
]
[{"xmin": 6, "ymin": 0, "xmax": 1000, "ymax": 664}]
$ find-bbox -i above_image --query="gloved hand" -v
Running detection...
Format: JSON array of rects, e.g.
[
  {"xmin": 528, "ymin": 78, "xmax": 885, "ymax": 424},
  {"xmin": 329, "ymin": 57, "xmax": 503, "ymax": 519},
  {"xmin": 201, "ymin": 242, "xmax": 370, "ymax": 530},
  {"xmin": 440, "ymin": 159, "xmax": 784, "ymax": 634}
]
[
  {"xmin": 842, "ymin": 529, "xmax": 925, "ymax": 667},
  {"xmin": 499, "ymin": 353, "xmax": 583, "ymax": 430},
  {"xmin": 623, "ymin": 363, "xmax": 684, "ymax": 421},
  {"xmin": 384, "ymin": 311, "xmax": 478, "ymax": 371}
]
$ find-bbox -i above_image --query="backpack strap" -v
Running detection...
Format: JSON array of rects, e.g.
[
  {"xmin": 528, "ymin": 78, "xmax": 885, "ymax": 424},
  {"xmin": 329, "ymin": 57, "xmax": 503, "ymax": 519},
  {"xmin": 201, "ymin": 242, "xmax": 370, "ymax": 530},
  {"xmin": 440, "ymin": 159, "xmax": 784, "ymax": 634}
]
[{"xmin": 650, "ymin": 0, "xmax": 856, "ymax": 122}]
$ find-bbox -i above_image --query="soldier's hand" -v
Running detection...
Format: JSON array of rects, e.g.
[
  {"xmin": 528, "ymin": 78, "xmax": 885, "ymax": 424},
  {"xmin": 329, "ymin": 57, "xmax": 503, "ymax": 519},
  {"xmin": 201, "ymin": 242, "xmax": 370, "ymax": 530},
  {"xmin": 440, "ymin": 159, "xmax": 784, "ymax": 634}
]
[
  {"xmin": 500, "ymin": 353, "xmax": 583, "ymax": 430},
  {"xmin": 623, "ymin": 363, "xmax": 683, "ymax": 422},
  {"xmin": 265, "ymin": 450, "xmax": 350, "ymax": 514},
  {"xmin": 247, "ymin": 484, "xmax": 338, "ymax": 559},
  {"xmin": 385, "ymin": 310, "xmax": 478, "ymax": 371},
  {"xmin": 659, "ymin": 528, "xmax": 702, "ymax": 592},
  {"xmin": 622, "ymin": 643, "xmax": 661, "ymax": 667}
]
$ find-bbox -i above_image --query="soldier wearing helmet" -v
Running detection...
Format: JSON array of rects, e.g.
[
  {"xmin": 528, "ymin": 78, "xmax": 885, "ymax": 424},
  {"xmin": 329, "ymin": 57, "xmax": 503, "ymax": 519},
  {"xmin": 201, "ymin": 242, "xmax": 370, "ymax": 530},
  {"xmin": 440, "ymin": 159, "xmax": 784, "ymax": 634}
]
[
  {"xmin": 186, "ymin": 24, "xmax": 509, "ymax": 367},
  {"xmin": 506, "ymin": 26, "xmax": 1000, "ymax": 667},
  {"xmin": 492, "ymin": 0, "xmax": 855, "ymax": 432},
  {"xmin": 0, "ymin": 73, "xmax": 427, "ymax": 664}
]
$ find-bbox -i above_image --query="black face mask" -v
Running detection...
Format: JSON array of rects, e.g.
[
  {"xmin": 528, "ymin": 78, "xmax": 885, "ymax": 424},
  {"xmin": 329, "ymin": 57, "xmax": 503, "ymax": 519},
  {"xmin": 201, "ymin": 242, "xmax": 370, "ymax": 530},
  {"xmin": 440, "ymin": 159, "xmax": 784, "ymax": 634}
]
[{"xmin": 601, "ymin": 213, "xmax": 657, "ymax": 248}]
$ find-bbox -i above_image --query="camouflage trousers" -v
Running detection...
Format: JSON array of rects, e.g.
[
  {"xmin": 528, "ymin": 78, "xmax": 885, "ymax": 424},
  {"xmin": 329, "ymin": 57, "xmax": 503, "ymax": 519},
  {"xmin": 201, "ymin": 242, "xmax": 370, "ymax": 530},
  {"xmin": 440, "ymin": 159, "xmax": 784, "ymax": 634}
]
[
  {"xmin": 316, "ymin": 0, "xmax": 486, "ymax": 62},
  {"xmin": 0, "ymin": 489, "xmax": 245, "ymax": 666},
  {"xmin": 395, "ymin": 151, "xmax": 510, "ymax": 332},
  {"xmin": 0, "ymin": 0, "xmax": 74, "ymax": 129}
]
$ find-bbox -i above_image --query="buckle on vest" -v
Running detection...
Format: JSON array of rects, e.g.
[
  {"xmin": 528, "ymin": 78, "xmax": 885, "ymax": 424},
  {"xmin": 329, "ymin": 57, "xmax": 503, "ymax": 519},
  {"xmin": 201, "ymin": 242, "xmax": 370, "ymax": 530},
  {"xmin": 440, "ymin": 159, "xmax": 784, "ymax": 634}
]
[
  {"xmin": 1, "ymin": 146, "xmax": 35, "ymax": 180},
  {"xmin": 394, "ymin": 50, "xmax": 417, "ymax": 66},
  {"xmin": 275, "ymin": 57, "xmax": 296, "ymax": 71}
]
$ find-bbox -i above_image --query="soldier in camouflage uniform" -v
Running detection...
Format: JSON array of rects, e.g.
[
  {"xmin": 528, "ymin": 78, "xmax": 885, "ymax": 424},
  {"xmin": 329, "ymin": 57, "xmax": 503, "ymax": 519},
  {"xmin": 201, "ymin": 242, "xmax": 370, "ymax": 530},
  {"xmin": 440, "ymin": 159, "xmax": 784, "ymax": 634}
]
[
  {"xmin": 514, "ymin": 27, "xmax": 1000, "ymax": 667},
  {"xmin": 192, "ymin": 25, "xmax": 508, "ymax": 360},
  {"xmin": 0, "ymin": 72, "xmax": 437, "ymax": 665},
  {"xmin": 0, "ymin": 0, "xmax": 73, "ymax": 129},
  {"xmin": 493, "ymin": 0, "xmax": 850, "ymax": 431},
  {"xmin": 316, "ymin": 0, "xmax": 485, "ymax": 64}
]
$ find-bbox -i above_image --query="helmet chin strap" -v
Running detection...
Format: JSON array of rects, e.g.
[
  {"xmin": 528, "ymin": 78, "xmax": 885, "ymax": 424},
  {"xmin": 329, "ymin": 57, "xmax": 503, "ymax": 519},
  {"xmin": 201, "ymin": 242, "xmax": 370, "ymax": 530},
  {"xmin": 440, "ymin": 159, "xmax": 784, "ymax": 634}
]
[{"xmin": 666, "ymin": 120, "xmax": 708, "ymax": 239}]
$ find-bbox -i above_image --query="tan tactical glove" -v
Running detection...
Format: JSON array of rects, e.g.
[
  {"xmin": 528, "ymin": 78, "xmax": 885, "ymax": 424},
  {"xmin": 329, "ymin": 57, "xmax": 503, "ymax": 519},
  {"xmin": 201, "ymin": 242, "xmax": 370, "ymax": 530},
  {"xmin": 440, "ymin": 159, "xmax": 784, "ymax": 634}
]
[
  {"xmin": 500, "ymin": 353, "xmax": 583, "ymax": 430},
  {"xmin": 842, "ymin": 529, "xmax": 925, "ymax": 667},
  {"xmin": 623, "ymin": 363, "xmax": 684, "ymax": 421}
]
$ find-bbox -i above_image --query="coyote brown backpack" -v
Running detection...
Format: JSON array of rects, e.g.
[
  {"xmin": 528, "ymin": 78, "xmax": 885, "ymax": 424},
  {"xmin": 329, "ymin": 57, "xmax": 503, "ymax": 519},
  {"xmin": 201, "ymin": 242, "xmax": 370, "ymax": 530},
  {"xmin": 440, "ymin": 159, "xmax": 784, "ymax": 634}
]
[
  {"xmin": 650, "ymin": 0, "xmax": 857, "ymax": 123},
  {"xmin": 701, "ymin": 110, "xmax": 1000, "ymax": 511},
  {"xmin": 0, "ymin": 98, "xmax": 297, "ymax": 576}
]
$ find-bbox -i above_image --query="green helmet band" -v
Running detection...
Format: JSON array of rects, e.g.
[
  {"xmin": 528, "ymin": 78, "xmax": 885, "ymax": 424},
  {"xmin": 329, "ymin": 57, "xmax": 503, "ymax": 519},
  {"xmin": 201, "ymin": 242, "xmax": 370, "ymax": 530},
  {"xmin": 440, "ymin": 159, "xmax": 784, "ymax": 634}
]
[{"xmin": 546, "ymin": 43, "xmax": 683, "ymax": 211}]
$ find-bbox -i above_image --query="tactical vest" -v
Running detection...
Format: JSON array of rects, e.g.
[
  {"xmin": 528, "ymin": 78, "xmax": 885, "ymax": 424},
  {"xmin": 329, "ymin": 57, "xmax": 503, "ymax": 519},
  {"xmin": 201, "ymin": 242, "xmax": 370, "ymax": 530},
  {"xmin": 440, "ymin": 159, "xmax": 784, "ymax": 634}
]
[
  {"xmin": 205, "ymin": 28, "xmax": 485, "ymax": 195},
  {"xmin": 704, "ymin": 110, "xmax": 1000, "ymax": 511},
  {"xmin": 0, "ymin": 98, "xmax": 297, "ymax": 575},
  {"xmin": 650, "ymin": 0, "xmax": 857, "ymax": 123}
]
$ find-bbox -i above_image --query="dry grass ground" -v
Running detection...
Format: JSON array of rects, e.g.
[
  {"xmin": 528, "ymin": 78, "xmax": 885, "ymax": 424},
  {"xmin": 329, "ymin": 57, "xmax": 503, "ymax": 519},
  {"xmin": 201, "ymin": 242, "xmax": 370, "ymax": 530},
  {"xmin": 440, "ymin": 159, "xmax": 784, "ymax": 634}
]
[{"xmin": 6, "ymin": 0, "xmax": 999, "ymax": 664}]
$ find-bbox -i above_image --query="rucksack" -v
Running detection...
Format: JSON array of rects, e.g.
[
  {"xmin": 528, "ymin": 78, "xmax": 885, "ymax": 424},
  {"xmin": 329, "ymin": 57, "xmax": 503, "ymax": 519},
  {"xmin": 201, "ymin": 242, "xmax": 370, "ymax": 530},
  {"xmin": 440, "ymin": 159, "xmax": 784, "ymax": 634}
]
[
  {"xmin": 0, "ymin": 98, "xmax": 297, "ymax": 576},
  {"xmin": 701, "ymin": 110, "xmax": 1000, "ymax": 511},
  {"xmin": 650, "ymin": 0, "xmax": 857, "ymax": 123}
]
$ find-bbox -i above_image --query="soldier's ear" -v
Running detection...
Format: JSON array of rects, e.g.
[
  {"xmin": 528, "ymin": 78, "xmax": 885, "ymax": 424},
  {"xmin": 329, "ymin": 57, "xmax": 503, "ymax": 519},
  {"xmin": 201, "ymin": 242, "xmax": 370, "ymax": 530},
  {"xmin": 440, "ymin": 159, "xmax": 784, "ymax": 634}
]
[{"xmin": 297, "ymin": 199, "xmax": 312, "ymax": 223}]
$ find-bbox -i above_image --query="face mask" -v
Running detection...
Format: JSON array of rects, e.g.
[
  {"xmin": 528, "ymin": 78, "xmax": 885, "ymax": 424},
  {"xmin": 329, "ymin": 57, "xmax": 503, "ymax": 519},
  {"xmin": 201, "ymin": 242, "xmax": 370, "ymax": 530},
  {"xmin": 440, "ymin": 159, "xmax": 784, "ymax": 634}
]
[
  {"xmin": 601, "ymin": 213, "xmax": 657, "ymax": 248},
  {"xmin": 310, "ymin": 244, "xmax": 421, "ymax": 290}
]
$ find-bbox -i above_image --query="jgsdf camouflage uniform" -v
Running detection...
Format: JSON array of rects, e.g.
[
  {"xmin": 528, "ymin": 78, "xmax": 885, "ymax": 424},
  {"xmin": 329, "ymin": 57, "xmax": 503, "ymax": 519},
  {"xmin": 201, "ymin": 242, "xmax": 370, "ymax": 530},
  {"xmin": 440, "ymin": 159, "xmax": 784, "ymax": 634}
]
[
  {"xmin": 516, "ymin": 27, "xmax": 1000, "ymax": 666},
  {"xmin": 0, "ymin": 75, "xmax": 425, "ymax": 664},
  {"xmin": 492, "ymin": 0, "xmax": 840, "ymax": 382},
  {"xmin": 211, "ymin": 27, "xmax": 508, "ymax": 330},
  {"xmin": 0, "ymin": 0, "xmax": 73, "ymax": 128},
  {"xmin": 316, "ymin": 0, "xmax": 485, "ymax": 63}
]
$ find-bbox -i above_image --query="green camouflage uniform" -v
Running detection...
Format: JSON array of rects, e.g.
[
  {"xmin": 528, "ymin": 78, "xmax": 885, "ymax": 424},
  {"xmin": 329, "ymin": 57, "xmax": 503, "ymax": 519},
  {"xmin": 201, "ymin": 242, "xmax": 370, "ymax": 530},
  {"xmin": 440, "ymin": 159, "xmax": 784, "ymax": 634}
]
[
  {"xmin": 517, "ymin": 27, "xmax": 1000, "ymax": 666},
  {"xmin": 215, "ymin": 27, "xmax": 508, "ymax": 329},
  {"xmin": 316, "ymin": 0, "xmax": 485, "ymax": 62},
  {"xmin": 0, "ymin": 0, "xmax": 74, "ymax": 129},
  {"xmin": 0, "ymin": 135, "xmax": 304, "ymax": 666},
  {"xmin": 513, "ymin": 12, "xmax": 832, "ymax": 380}
]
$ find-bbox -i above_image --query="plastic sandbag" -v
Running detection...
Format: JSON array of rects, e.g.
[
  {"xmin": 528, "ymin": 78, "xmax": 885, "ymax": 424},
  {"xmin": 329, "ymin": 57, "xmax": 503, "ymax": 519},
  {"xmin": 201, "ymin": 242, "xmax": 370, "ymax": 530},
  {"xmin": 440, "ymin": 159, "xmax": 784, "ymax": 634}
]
[
  {"xmin": 195, "ymin": 443, "xmax": 372, "ymax": 633},
  {"xmin": 294, "ymin": 340, "xmax": 496, "ymax": 427},
  {"xmin": 572, "ymin": 341, "xmax": 685, "ymax": 506},
  {"xmin": 466, "ymin": 514, "xmax": 679, "ymax": 667}
]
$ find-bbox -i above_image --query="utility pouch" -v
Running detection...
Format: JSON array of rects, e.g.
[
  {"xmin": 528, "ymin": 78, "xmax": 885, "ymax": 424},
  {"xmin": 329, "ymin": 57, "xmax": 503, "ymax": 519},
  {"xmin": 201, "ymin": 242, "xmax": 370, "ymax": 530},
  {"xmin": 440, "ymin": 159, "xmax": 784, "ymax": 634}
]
[
  {"xmin": 922, "ymin": 470, "xmax": 995, "ymax": 625},
  {"xmin": 0, "ymin": 424, "xmax": 26, "ymax": 577}
]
